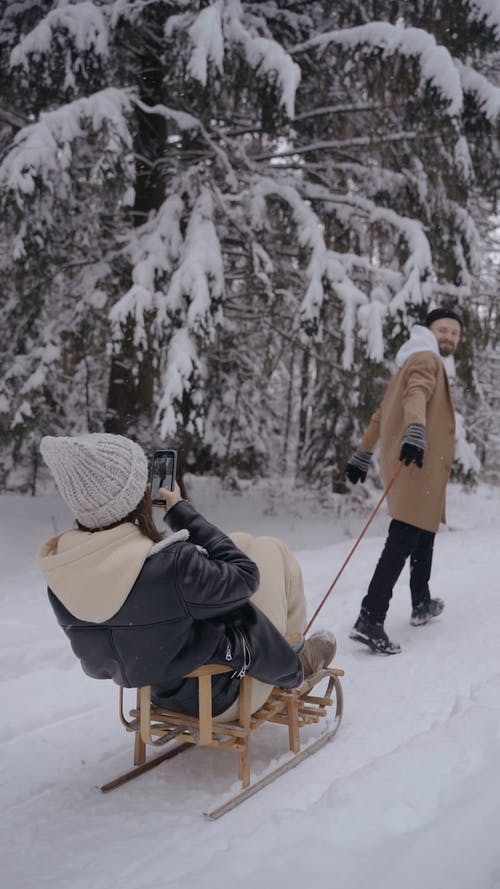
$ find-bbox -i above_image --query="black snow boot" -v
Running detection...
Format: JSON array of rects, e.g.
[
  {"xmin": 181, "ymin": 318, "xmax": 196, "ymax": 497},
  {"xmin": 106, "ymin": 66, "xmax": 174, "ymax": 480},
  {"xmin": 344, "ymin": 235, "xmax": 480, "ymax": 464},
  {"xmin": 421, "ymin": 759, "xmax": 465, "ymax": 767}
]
[
  {"xmin": 410, "ymin": 597, "xmax": 444, "ymax": 626},
  {"xmin": 349, "ymin": 609, "xmax": 401, "ymax": 655}
]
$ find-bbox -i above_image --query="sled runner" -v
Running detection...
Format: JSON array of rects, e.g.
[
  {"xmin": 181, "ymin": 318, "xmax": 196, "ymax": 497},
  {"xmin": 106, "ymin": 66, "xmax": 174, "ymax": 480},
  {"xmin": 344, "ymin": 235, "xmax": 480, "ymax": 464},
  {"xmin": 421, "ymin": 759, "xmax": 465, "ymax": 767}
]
[{"xmin": 101, "ymin": 662, "xmax": 344, "ymax": 818}]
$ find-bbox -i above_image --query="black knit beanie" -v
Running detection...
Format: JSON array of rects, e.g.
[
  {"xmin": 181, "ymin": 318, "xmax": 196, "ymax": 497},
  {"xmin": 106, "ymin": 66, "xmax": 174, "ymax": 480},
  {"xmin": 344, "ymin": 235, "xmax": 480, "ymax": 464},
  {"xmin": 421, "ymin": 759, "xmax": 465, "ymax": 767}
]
[{"xmin": 425, "ymin": 307, "xmax": 463, "ymax": 328}]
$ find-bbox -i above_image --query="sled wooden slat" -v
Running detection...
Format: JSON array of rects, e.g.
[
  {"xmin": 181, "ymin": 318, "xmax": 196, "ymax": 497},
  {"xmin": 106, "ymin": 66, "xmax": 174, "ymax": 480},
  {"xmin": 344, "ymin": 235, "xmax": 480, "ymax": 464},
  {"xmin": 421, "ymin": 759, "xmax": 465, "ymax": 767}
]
[{"xmin": 104, "ymin": 664, "xmax": 344, "ymax": 813}]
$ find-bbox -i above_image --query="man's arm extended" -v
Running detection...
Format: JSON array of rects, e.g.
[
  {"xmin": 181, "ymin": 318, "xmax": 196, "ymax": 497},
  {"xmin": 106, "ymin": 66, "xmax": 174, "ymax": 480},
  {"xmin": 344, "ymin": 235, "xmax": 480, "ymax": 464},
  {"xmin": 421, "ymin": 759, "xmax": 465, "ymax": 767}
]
[{"xmin": 345, "ymin": 406, "xmax": 382, "ymax": 484}]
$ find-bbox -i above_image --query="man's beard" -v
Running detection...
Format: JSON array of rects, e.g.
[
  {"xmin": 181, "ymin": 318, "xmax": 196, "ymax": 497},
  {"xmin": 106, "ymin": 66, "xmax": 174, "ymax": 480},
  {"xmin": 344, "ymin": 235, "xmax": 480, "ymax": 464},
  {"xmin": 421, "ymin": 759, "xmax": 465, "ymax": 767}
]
[{"xmin": 438, "ymin": 343, "xmax": 455, "ymax": 357}]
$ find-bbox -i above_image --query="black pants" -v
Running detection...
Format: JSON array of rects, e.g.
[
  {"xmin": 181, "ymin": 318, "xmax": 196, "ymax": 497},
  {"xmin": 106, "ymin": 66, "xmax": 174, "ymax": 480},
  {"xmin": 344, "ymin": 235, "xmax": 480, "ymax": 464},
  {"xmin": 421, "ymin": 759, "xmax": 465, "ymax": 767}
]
[{"xmin": 361, "ymin": 519, "xmax": 435, "ymax": 623}]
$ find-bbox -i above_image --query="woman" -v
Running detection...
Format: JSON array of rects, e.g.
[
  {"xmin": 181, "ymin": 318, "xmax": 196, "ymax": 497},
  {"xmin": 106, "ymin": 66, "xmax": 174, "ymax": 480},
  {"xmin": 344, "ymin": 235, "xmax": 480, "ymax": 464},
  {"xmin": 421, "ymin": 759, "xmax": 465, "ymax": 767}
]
[{"xmin": 38, "ymin": 433, "xmax": 336, "ymax": 717}]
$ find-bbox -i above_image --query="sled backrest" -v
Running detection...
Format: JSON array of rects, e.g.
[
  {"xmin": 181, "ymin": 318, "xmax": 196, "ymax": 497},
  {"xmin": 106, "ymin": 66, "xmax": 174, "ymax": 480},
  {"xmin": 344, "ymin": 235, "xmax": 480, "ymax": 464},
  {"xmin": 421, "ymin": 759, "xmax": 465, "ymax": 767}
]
[{"xmin": 116, "ymin": 664, "xmax": 253, "ymax": 786}]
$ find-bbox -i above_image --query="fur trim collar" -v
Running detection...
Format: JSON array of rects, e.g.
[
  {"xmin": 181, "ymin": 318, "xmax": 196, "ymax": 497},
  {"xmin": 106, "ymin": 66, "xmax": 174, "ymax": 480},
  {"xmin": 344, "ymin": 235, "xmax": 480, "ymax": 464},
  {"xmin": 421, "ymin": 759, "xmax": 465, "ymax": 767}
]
[{"xmin": 149, "ymin": 529, "xmax": 190, "ymax": 554}]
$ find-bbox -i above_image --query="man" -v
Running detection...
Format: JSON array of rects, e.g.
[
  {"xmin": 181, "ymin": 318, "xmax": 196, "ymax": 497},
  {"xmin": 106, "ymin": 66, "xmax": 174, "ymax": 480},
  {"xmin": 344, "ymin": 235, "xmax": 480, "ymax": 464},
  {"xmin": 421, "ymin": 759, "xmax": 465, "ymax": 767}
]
[{"xmin": 346, "ymin": 307, "xmax": 462, "ymax": 654}]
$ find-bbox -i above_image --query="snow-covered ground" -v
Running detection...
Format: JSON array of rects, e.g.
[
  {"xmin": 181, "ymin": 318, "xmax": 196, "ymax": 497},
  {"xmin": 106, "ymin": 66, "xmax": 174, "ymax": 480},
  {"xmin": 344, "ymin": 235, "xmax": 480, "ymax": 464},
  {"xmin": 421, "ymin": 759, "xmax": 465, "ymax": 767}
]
[{"xmin": 2, "ymin": 480, "xmax": 500, "ymax": 889}]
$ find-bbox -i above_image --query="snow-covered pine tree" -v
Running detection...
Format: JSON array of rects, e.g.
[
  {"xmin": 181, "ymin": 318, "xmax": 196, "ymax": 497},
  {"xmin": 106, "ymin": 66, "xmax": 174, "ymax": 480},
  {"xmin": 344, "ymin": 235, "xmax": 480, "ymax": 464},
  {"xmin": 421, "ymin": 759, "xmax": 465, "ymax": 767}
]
[
  {"xmin": 0, "ymin": 1, "xmax": 499, "ymax": 491},
  {"xmin": 0, "ymin": 1, "xmax": 135, "ymax": 486},
  {"xmin": 455, "ymin": 213, "xmax": 500, "ymax": 482},
  {"xmin": 287, "ymin": 0, "xmax": 500, "ymax": 487}
]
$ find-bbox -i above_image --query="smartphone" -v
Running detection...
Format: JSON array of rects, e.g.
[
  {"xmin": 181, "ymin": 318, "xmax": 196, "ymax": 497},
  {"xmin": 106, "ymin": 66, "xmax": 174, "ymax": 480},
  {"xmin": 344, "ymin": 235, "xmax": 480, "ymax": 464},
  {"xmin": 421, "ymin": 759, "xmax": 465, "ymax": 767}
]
[{"xmin": 150, "ymin": 449, "xmax": 177, "ymax": 505}]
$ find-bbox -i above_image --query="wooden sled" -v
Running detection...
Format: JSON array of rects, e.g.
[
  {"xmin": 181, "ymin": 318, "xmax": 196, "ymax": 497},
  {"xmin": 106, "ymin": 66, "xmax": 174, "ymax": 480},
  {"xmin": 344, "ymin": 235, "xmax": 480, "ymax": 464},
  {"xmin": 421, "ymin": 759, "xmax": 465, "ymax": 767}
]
[{"xmin": 101, "ymin": 662, "xmax": 344, "ymax": 818}]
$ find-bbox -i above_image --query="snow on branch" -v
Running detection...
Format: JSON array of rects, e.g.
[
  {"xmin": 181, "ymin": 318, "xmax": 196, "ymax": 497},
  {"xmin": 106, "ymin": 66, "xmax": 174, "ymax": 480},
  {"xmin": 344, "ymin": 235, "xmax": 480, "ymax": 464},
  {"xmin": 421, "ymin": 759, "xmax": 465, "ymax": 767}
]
[
  {"xmin": 357, "ymin": 296, "xmax": 387, "ymax": 362},
  {"xmin": 250, "ymin": 176, "xmax": 366, "ymax": 367},
  {"xmin": 164, "ymin": 0, "xmax": 224, "ymax": 86},
  {"xmin": 431, "ymin": 283, "xmax": 471, "ymax": 300},
  {"xmin": 373, "ymin": 203, "xmax": 432, "ymax": 312},
  {"xmin": 132, "ymin": 96, "xmax": 236, "ymax": 186},
  {"xmin": 156, "ymin": 327, "xmax": 203, "ymax": 438},
  {"xmin": 305, "ymin": 182, "xmax": 432, "ymax": 279},
  {"xmin": 161, "ymin": 188, "xmax": 224, "ymax": 333},
  {"xmin": 293, "ymin": 22, "xmax": 463, "ymax": 117},
  {"xmin": 455, "ymin": 411, "xmax": 481, "ymax": 474},
  {"xmin": 10, "ymin": 2, "xmax": 109, "ymax": 69},
  {"xmin": 19, "ymin": 342, "xmax": 60, "ymax": 396},
  {"xmin": 455, "ymin": 59, "xmax": 500, "ymax": 122},
  {"xmin": 303, "ymin": 182, "xmax": 432, "ymax": 315},
  {"xmin": 187, "ymin": 2, "xmax": 224, "ymax": 85},
  {"xmin": 224, "ymin": 0, "xmax": 301, "ymax": 118},
  {"xmin": 109, "ymin": 195, "xmax": 184, "ymax": 348},
  {"xmin": 155, "ymin": 188, "xmax": 225, "ymax": 437},
  {"xmin": 469, "ymin": 0, "xmax": 500, "ymax": 39},
  {"xmin": 371, "ymin": 205, "xmax": 432, "ymax": 275},
  {"xmin": 132, "ymin": 96, "xmax": 200, "ymax": 132},
  {"xmin": 255, "ymin": 130, "xmax": 418, "ymax": 161},
  {"xmin": 335, "ymin": 252, "xmax": 402, "ymax": 289},
  {"xmin": 454, "ymin": 135, "xmax": 474, "ymax": 182},
  {"xmin": 164, "ymin": 0, "xmax": 301, "ymax": 117},
  {"xmin": 449, "ymin": 201, "xmax": 482, "ymax": 284},
  {"xmin": 0, "ymin": 87, "xmax": 133, "ymax": 209}
]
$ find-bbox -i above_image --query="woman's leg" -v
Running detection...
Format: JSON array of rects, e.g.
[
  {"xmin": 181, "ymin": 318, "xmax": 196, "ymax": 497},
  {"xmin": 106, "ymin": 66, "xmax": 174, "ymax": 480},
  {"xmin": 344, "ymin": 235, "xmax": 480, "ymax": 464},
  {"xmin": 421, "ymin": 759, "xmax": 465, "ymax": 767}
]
[
  {"xmin": 216, "ymin": 533, "xmax": 307, "ymax": 721},
  {"xmin": 228, "ymin": 533, "xmax": 307, "ymax": 636}
]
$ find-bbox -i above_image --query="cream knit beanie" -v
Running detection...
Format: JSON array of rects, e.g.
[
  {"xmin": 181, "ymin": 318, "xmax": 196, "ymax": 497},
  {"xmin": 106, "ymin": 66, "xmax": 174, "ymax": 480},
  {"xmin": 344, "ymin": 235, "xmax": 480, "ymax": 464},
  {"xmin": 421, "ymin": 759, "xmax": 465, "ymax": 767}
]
[{"xmin": 40, "ymin": 433, "xmax": 149, "ymax": 529}]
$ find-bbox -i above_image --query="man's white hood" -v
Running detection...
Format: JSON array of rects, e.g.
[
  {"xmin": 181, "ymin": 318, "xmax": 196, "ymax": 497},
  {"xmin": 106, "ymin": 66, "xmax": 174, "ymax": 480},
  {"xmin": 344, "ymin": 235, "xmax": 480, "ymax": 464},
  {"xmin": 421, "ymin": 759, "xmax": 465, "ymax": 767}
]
[
  {"xmin": 395, "ymin": 324, "xmax": 456, "ymax": 378},
  {"xmin": 395, "ymin": 325, "xmax": 439, "ymax": 367}
]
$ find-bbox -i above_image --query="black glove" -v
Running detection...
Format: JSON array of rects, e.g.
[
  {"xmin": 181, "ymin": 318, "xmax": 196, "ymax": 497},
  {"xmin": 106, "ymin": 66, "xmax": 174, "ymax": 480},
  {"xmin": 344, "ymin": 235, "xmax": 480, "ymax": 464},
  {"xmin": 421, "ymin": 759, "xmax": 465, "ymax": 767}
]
[
  {"xmin": 346, "ymin": 463, "xmax": 366, "ymax": 484},
  {"xmin": 346, "ymin": 450, "xmax": 372, "ymax": 484},
  {"xmin": 399, "ymin": 424, "xmax": 426, "ymax": 467},
  {"xmin": 399, "ymin": 442, "xmax": 424, "ymax": 467}
]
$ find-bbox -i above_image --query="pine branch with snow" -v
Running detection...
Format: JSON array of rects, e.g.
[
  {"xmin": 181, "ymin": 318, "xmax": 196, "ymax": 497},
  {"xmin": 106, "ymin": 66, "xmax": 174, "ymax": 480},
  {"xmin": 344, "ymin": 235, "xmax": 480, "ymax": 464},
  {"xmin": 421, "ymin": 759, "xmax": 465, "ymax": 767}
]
[{"xmin": 1, "ymin": 0, "xmax": 498, "ymax": 489}]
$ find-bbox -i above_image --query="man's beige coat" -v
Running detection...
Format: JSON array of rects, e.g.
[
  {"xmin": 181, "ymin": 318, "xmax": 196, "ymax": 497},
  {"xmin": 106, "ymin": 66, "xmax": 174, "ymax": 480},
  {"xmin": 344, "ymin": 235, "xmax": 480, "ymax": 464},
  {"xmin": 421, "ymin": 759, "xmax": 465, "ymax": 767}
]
[{"xmin": 360, "ymin": 350, "xmax": 455, "ymax": 533}]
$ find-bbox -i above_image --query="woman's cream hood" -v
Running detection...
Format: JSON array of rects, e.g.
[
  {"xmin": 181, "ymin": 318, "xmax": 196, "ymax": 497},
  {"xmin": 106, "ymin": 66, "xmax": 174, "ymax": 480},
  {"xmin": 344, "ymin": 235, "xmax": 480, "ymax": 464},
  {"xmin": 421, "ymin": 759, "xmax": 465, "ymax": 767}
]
[{"xmin": 38, "ymin": 523, "xmax": 189, "ymax": 623}]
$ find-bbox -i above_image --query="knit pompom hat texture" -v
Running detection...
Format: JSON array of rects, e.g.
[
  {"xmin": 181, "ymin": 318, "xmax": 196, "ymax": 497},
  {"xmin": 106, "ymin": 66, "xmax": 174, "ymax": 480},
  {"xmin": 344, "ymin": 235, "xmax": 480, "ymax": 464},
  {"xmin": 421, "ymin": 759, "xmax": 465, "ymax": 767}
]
[{"xmin": 40, "ymin": 433, "xmax": 149, "ymax": 529}]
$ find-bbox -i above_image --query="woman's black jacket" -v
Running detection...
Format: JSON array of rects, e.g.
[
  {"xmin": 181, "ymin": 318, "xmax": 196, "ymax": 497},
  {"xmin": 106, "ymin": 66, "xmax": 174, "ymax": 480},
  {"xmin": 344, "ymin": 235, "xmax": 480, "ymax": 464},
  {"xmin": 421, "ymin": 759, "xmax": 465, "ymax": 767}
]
[{"xmin": 47, "ymin": 501, "xmax": 304, "ymax": 716}]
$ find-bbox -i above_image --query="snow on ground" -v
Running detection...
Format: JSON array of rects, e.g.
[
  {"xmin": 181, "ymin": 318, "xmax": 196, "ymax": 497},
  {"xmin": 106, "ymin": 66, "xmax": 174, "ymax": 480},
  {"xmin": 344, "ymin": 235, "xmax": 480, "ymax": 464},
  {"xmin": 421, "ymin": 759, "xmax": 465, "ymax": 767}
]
[{"xmin": 2, "ymin": 480, "xmax": 500, "ymax": 889}]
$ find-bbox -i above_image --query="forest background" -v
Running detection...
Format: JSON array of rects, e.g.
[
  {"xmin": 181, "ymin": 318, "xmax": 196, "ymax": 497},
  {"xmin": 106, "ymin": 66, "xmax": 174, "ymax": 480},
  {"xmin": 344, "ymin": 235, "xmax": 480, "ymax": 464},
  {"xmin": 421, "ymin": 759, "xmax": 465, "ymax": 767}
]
[{"xmin": 1, "ymin": 0, "xmax": 499, "ymax": 496}]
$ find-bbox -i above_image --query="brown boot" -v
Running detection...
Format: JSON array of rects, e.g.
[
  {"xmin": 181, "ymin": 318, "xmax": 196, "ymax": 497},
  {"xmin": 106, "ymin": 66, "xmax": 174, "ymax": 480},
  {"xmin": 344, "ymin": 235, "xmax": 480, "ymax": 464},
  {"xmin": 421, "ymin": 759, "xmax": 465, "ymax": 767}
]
[{"xmin": 298, "ymin": 631, "xmax": 337, "ymax": 677}]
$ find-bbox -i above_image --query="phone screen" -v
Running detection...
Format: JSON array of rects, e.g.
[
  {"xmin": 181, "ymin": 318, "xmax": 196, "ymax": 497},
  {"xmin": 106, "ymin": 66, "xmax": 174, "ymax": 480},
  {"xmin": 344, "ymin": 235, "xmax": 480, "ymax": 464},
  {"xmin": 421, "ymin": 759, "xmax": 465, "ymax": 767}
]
[{"xmin": 151, "ymin": 450, "xmax": 177, "ymax": 503}]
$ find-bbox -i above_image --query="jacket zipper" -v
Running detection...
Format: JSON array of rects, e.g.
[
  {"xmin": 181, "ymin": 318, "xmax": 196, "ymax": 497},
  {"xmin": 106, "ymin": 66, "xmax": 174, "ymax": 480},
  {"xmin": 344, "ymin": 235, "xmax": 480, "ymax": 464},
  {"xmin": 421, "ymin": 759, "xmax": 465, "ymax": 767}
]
[{"xmin": 231, "ymin": 626, "xmax": 252, "ymax": 679}]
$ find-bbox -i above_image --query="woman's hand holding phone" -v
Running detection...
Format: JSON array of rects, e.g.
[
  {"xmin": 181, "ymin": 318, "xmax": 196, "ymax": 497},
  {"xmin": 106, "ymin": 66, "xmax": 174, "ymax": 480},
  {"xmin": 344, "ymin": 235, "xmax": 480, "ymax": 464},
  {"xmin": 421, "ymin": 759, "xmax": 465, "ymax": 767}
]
[{"xmin": 158, "ymin": 482, "xmax": 182, "ymax": 512}]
